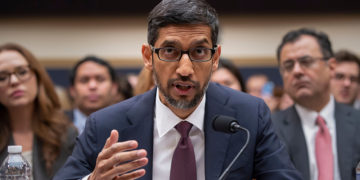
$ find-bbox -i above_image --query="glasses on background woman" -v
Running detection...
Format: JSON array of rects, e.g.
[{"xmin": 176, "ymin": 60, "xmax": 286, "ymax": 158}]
[{"xmin": 0, "ymin": 43, "xmax": 77, "ymax": 179}]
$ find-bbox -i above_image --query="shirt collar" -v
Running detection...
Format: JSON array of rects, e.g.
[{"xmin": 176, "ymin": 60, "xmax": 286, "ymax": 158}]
[
  {"xmin": 74, "ymin": 108, "xmax": 87, "ymax": 121},
  {"xmin": 295, "ymin": 95, "xmax": 335, "ymax": 128},
  {"xmin": 154, "ymin": 88, "xmax": 205, "ymax": 138}
]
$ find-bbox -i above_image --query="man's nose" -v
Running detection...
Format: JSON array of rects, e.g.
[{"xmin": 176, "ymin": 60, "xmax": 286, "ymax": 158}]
[
  {"xmin": 176, "ymin": 54, "xmax": 194, "ymax": 77},
  {"xmin": 88, "ymin": 79, "xmax": 98, "ymax": 89}
]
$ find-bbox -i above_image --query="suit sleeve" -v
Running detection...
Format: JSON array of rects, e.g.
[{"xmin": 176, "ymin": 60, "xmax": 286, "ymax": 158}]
[
  {"xmin": 254, "ymin": 101, "xmax": 303, "ymax": 180},
  {"xmin": 53, "ymin": 115, "xmax": 99, "ymax": 180}
]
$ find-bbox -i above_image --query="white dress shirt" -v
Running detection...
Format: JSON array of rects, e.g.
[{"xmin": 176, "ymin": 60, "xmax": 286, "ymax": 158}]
[
  {"xmin": 295, "ymin": 96, "xmax": 341, "ymax": 180},
  {"xmin": 73, "ymin": 108, "xmax": 87, "ymax": 135},
  {"xmin": 83, "ymin": 89, "xmax": 206, "ymax": 180},
  {"xmin": 153, "ymin": 88, "xmax": 205, "ymax": 180}
]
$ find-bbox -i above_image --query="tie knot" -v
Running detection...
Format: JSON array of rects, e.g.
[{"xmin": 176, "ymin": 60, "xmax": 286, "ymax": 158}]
[
  {"xmin": 175, "ymin": 121, "xmax": 193, "ymax": 138},
  {"xmin": 316, "ymin": 116, "xmax": 327, "ymax": 129}
]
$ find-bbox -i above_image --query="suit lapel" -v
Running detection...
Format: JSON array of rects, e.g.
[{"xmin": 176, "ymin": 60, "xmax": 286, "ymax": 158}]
[
  {"xmin": 204, "ymin": 83, "xmax": 236, "ymax": 179},
  {"xmin": 119, "ymin": 88, "xmax": 156, "ymax": 180},
  {"xmin": 283, "ymin": 106, "xmax": 310, "ymax": 180},
  {"xmin": 334, "ymin": 103, "xmax": 356, "ymax": 180}
]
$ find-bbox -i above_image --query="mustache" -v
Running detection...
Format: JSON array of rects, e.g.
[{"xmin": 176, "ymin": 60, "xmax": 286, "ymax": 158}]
[{"xmin": 167, "ymin": 76, "xmax": 200, "ymax": 89}]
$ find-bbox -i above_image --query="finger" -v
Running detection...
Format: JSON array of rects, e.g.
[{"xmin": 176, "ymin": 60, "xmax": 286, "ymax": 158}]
[
  {"xmin": 99, "ymin": 140, "xmax": 138, "ymax": 160},
  {"xmin": 100, "ymin": 149, "xmax": 147, "ymax": 171},
  {"xmin": 114, "ymin": 169, "xmax": 146, "ymax": 180},
  {"xmin": 104, "ymin": 130, "xmax": 119, "ymax": 149},
  {"xmin": 106, "ymin": 158, "xmax": 148, "ymax": 179}
]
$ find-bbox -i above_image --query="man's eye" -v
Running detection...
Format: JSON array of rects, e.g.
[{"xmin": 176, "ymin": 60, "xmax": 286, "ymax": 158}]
[
  {"xmin": 164, "ymin": 48, "xmax": 176, "ymax": 54},
  {"xmin": 96, "ymin": 76, "xmax": 106, "ymax": 82},
  {"xmin": 194, "ymin": 48, "xmax": 206, "ymax": 54},
  {"xmin": 299, "ymin": 57, "xmax": 314, "ymax": 66},
  {"xmin": 0, "ymin": 74, "xmax": 7, "ymax": 81},
  {"xmin": 283, "ymin": 61, "xmax": 294, "ymax": 69},
  {"xmin": 335, "ymin": 73, "xmax": 344, "ymax": 79},
  {"xmin": 79, "ymin": 78, "xmax": 89, "ymax": 83}
]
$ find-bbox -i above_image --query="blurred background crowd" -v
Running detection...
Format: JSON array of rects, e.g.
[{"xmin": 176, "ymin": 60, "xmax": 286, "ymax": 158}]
[{"xmin": 1, "ymin": 0, "xmax": 360, "ymax": 179}]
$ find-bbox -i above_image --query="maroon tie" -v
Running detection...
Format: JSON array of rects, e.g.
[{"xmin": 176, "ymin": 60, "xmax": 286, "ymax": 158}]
[
  {"xmin": 170, "ymin": 121, "xmax": 197, "ymax": 180},
  {"xmin": 315, "ymin": 116, "xmax": 334, "ymax": 180}
]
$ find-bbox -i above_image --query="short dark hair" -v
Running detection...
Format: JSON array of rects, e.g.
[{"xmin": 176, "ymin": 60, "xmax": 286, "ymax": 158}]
[
  {"xmin": 276, "ymin": 28, "xmax": 333, "ymax": 62},
  {"xmin": 335, "ymin": 50, "xmax": 360, "ymax": 64},
  {"xmin": 147, "ymin": 0, "xmax": 219, "ymax": 46},
  {"xmin": 335, "ymin": 50, "xmax": 360, "ymax": 78},
  {"xmin": 218, "ymin": 58, "xmax": 247, "ymax": 92},
  {"xmin": 69, "ymin": 56, "xmax": 117, "ymax": 86}
]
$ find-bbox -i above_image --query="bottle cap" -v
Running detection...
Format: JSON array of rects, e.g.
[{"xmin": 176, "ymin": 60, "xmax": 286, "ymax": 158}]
[{"xmin": 8, "ymin": 145, "xmax": 22, "ymax": 153}]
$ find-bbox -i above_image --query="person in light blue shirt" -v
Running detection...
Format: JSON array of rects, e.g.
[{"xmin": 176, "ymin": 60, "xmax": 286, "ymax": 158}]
[{"xmin": 66, "ymin": 56, "xmax": 118, "ymax": 134}]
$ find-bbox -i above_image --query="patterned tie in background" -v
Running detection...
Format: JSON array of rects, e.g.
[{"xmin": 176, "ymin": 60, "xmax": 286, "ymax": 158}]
[
  {"xmin": 170, "ymin": 121, "xmax": 197, "ymax": 180},
  {"xmin": 315, "ymin": 116, "xmax": 334, "ymax": 180}
]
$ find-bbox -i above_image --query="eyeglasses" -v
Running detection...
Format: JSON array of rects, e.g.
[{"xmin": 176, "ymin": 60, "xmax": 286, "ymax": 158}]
[
  {"xmin": 334, "ymin": 73, "xmax": 359, "ymax": 83},
  {"xmin": 280, "ymin": 56, "xmax": 327, "ymax": 73},
  {"xmin": 151, "ymin": 45, "xmax": 217, "ymax": 62},
  {"xmin": 0, "ymin": 65, "xmax": 33, "ymax": 88}
]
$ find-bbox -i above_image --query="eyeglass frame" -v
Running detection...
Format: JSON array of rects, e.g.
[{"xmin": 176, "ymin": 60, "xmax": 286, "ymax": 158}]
[
  {"xmin": 150, "ymin": 45, "xmax": 218, "ymax": 62},
  {"xmin": 0, "ymin": 65, "xmax": 34, "ymax": 88},
  {"xmin": 279, "ymin": 56, "xmax": 329, "ymax": 73}
]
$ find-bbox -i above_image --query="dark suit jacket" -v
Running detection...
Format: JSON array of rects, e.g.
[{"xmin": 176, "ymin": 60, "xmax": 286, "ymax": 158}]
[
  {"xmin": 272, "ymin": 103, "xmax": 360, "ymax": 180},
  {"xmin": 54, "ymin": 83, "xmax": 302, "ymax": 180},
  {"xmin": 0, "ymin": 127, "xmax": 77, "ymax": 179},
  {"xmin": 65, "ymin": 110, "xmax": 74, "ymax": 123}
]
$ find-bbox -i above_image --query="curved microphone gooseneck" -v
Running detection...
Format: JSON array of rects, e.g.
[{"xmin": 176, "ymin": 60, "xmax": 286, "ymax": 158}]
[{"xmin": 212, "ymin": 115, "xmax": 250, "ymax": 180}]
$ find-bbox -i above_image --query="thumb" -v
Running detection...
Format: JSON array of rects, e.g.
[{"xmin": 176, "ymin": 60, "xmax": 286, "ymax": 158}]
[{"xmin": 104, "ymin": 129, "xmax": 119, "ymax": 149}]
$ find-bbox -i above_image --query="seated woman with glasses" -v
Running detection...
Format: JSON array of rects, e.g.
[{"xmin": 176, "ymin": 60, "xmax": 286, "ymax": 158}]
[{"xmin": 0, "ymin": 43, "xmax": 77, "ymax": 179}]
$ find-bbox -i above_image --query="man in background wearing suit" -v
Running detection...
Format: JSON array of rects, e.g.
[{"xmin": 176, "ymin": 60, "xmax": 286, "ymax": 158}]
[
  {"xmin": 55, "ymin": 0, "xmax": 301, "ymax": 179},
  {"xmin": 272, "ymin": 28, "xmax": 360, "ymax": 180},
  {"xmin": 330, "ymin": 50, "xmax": 360, "ymax": 109},
  {"xmin": 67, "ymin": 56, "xmax": 118, "ymax": 134}
]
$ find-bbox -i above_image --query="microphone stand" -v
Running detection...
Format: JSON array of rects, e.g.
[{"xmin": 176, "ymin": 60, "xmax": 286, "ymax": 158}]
[{"xmin": 218, "ymin": 126, "xmax": 250, "ymax": 180}]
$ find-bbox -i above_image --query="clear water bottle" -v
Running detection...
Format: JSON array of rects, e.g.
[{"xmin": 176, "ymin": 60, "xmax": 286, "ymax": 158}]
[
  {"xmin": 0, "ymin": 145, "xmax": 31, "ymax": 180},
  {"xmin": 356, "ymin": 161, "xmax": 360, "ymax": 180}
]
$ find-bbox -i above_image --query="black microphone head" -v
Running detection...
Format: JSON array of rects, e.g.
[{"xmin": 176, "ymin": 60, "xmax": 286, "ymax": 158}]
[{"xmin": 212, "ymin": 115, "xmax": 239, "ymax": 134}]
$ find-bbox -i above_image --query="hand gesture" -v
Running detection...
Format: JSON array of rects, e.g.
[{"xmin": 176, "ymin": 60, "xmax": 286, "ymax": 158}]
[{"xmin": 89, "ymin": 130, "xmax": 148, "ymax": 180}]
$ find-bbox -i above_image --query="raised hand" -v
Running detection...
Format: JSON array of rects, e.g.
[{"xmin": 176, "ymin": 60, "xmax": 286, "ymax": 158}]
[{"xmin": 89, "ymin": 130, "xmax": 148, "ymax": 180}]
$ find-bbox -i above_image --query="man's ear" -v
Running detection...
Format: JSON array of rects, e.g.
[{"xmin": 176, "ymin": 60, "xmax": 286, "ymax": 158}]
[
  {"xmin": 69, "ymin": 86, "xmax": 76, "ymax": 99},
  {"xmin": 212, "ymin": 45, "xmax": 221, "ymax": 71},
  {"xmin": 111, "ymin": 82, "xmax": 118, "ymax": 96},
  {"xmin": 328, "ymin": 57, "xmax": 337, "ymax": 71},
  {"xmin": 142, "ymin": 44, "xmax": 153, "ymax": 71}
]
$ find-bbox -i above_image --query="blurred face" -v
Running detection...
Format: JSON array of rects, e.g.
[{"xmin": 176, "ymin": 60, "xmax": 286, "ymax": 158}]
[
  {"xmin": 142, "ymin": 25, "xmax": 220, "ymax": 118},
  {"xmin": 211, "ymin": 68, "xmax": 242, "ymax": 91},
  {"xmin": 279, "ymin": 35, "xmax": 331, "ymax": 106},
  {"xmin": 70, "ymin": 61, "xmax": 116, "ymax": 115},
  {"xmin": 0, "ymin": 50, "xmax": 37, "ymax": 109},
  {"xmin": 246, "ymin": 76, "xmax": 267, "ymax": 98},
  {"xmin": 330, "ymin": 61, "xmax": 360, "ymax": 105}
]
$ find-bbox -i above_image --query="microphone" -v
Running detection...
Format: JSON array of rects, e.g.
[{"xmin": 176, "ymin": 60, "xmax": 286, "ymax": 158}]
[{"xmin": 212, "ymin": 115, "xmax": 250, "ymax": 180}]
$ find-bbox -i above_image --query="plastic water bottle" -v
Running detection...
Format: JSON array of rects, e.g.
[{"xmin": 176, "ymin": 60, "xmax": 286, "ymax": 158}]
[
  {"xmin": 0, "ymin": 145, "xmax": 31, "ymax": 180},
  {"xmin": 356, "ymin": 161, "xmax": 360, "ymax": 180}
]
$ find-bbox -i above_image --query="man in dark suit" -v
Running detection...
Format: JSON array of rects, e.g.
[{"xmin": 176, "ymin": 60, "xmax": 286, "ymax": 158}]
[
  {"xmin": 54, "ymin": 0, "xmax": 301, "ymax": 179},
  {"xmin": 272, "ymin": 28, "xmax": 360, "ymax": 180}
]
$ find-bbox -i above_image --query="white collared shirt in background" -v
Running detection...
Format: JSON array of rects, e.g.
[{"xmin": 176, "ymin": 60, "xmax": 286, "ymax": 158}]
[
  {"xmin": 295, "ymin": 96, "xmax": 341, "ymax": 180},
  {"xmin": 153, "ymin": 88, "xmax": 205, "ymax": 180},
  {"xmin": 73, "ymin": 108, "xmax": 88, "ymax": 135}
]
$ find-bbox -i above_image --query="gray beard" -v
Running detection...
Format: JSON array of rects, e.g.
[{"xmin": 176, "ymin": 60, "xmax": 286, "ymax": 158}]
[{"xmin": 153, "ymin": 69, "xmax": 211, "ymax": 110}]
